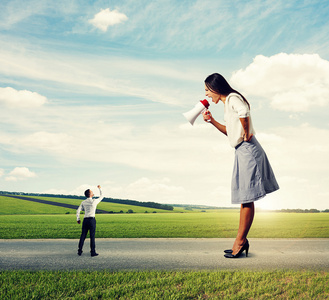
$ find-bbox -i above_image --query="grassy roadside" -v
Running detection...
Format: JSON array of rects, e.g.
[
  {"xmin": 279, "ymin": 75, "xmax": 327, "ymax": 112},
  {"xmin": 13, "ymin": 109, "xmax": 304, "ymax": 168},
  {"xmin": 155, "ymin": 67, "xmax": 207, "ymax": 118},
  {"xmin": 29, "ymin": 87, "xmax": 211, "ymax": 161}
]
[{"xmin": 1, "ymin": 269, "xmax": 328, "ymax": 299}]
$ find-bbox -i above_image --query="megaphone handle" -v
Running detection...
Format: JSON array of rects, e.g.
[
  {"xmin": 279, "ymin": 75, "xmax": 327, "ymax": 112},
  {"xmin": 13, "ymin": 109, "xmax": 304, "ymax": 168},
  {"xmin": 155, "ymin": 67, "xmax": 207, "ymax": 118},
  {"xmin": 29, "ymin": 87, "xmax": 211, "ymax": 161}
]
[{"xmin": 202, "ymin": 108, "xmax": 212, "ymax": 123}]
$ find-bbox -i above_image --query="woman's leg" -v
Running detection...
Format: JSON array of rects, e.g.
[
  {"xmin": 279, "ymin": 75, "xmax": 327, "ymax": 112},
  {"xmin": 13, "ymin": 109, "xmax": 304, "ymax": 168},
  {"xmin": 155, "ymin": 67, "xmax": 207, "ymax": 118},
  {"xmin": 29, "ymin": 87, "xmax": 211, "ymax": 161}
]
[{"xmin": 232, "ymin": 202, "xmax": 255, "ymax": 254}]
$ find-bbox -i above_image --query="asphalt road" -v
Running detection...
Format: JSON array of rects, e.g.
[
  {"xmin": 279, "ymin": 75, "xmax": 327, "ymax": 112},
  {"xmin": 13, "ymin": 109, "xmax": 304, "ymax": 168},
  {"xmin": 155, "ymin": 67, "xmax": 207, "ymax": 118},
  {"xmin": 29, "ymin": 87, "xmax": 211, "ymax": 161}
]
[{"xmin": 1, "ymin": 238, "xmax": 328, "ymax": 271}]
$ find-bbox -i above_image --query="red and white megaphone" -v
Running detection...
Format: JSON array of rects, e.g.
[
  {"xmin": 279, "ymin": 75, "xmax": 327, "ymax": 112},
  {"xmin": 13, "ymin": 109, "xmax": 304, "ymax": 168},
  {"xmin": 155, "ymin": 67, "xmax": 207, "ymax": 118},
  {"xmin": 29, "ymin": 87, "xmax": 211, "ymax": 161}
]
[{"xmin": 183, "ymin": 99, "xmax": 210, "ymax": 125}]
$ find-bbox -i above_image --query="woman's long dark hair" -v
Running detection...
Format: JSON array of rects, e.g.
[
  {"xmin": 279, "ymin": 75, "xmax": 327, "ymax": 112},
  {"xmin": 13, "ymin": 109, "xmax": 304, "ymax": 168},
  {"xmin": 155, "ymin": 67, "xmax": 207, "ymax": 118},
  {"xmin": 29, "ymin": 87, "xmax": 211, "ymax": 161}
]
[{"xmin": 205, "ymin": 73, "xmax": 250, "ymax": 108}]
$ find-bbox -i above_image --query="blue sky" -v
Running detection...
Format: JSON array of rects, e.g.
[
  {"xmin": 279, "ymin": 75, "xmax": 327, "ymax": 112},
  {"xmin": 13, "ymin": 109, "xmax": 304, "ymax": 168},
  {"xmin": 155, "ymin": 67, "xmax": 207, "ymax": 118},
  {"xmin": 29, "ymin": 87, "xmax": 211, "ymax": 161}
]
[{"xmin": 1, "ymin": 0, "xmax": 329, "ymax": 210}]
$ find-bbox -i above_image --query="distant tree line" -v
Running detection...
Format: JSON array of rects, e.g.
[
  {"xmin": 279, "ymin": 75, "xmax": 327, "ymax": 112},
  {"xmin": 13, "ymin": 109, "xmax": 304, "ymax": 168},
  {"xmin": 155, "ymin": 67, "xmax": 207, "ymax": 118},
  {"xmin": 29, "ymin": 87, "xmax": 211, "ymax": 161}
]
[
  {"xmin": 0, "ymin": 191, "xmax": 174, "ymax": 211},
  {"xmin": 276, "ymin": 209, "xmax": 325, "ymax": 213},
  {"xmin": 101, "ymin": 198, "xmax": 173, "ymax": 211},
  {"xmin": 172, "ymin": 204, "xmax": 231, "ymax": 210}
]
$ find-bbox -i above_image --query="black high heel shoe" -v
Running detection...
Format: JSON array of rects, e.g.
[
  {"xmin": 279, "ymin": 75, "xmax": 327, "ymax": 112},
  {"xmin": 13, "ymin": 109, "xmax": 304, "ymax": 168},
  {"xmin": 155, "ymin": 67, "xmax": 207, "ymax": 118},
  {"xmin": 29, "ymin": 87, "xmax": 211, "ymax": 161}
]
[
  {"xmin": 224, "ymin": 240, "xmax": 249, "ymax": 258},
  {"xmin": 223, "ymin": 238, "xmax": 249, "ymax": 254}
]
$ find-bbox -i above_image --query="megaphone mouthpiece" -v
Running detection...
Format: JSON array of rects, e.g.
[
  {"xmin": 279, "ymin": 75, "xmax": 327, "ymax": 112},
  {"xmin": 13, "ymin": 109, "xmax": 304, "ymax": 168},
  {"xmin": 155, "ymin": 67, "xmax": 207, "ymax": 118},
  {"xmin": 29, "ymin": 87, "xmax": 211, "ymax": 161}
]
[
  {"xmin": 200, "ymin": 99, "xmax": 210, "ymax": 109},
  {"xmin": 183, "ymin": 99, "xmax": 210, "ymax": 125}
]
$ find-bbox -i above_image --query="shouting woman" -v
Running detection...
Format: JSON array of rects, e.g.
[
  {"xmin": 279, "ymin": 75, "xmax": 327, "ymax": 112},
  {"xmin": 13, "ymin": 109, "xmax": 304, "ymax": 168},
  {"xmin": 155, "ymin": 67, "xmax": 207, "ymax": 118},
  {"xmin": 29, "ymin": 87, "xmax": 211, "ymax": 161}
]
[{"xmin": 202, "ymin": 73, "xmax": 279, "ymax": 258}]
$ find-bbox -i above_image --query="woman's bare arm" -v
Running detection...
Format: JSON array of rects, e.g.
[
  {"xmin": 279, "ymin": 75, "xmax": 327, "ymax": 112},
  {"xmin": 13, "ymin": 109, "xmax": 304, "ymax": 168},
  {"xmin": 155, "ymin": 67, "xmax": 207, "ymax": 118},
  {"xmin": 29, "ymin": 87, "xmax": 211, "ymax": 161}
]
[
  {"xmin": 203, "ymin": 110, "xmax": 227, "ymax": 136},
  {"xmin": 239, "ymin": 117, "xmax": 253, "ymax": 141}
]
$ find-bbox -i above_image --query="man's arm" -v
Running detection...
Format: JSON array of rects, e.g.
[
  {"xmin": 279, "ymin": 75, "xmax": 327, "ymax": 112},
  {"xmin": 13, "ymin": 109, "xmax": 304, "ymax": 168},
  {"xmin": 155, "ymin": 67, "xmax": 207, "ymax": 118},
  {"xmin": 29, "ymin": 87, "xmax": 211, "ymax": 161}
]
[
  {"xmin": 94, "ymin": 185, "xmax": 104, "ymax": 204},
  {"xmin": 76, "ymin": 203, "xmax": 83, "ymax": 224}
]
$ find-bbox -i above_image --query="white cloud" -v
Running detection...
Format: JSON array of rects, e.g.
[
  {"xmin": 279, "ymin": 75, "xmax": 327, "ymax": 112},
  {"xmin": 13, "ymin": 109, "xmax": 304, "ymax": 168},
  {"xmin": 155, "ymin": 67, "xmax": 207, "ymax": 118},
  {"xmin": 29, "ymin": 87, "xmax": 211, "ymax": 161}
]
[
  {"xmin": 42, "ymin": 188, "xmax": 71, "ymax": 195},
  {"xmin": 257, "ymin": 123, "xmax": 329, "ymax": 173},
  {"xmin": 0, "ymin": 87, "xmax": 47, "ymax": 108},
  {"xmin": 89, "ymin": 8, "xmax": 128, "ymax": 32},
  {"xmin": 0, "ymin": 169, "xmax": 4, "ymax": 177},
  {"xmin": 0, "ymin": 40, "xmax": 200, "ymax": 106},
  {"xmin": 254, "ymin": 124, "xmax": 329, "ymax": 210},
  {"xmin": 230, "ymin": 53, "xmax": 329, "ymax": 112},
  {"xmin": 5, "ymin": 167, "xmax": 37, "ymax": 181},
  {"xmin": 43, "ymin": 179, "xmax": 187, "ymax": 204},
  {"xmin": 210, "ymin": 185, "xmax": 231, "ymax": 203},
  {"xmin": 43, "ymin": 184, "xmax": 96, "ymax": 197},
  {"xmin": 0, "ymin": 102, "xmax": 229, "ymax": 174},
  {"xmin": 124, "ymin": 177, "xmax": 186, "ymax": 203},
  {"xmin": 20, "ymin": 131, "xmax": 74, "ymax": 154},
  {"xmin": 70, "ymin": 184, "xmax": 95, "ymax": 197}
]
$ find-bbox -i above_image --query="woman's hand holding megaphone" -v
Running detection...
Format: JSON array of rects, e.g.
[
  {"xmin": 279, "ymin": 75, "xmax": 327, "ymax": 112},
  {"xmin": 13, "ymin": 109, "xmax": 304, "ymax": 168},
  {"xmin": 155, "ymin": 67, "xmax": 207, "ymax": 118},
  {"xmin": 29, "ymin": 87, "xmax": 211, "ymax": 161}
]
[{"xmin": 202, "ymin": 109, "xmax": 212, "ymax": 123}]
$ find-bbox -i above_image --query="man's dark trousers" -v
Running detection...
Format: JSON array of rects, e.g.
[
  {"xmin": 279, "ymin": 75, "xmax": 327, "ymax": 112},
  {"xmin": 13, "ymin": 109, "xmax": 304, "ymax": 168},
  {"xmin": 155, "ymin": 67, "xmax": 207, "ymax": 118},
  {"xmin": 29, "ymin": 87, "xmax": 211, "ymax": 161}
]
[{"xmin": 78, "ymin": 217, "xmax": 96, "ymax": 254}]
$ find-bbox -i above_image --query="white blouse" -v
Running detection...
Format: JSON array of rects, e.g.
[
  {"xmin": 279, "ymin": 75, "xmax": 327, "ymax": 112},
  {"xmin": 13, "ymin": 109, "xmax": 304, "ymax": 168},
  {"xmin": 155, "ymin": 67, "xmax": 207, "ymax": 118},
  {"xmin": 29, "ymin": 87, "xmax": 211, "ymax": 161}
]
[{"xmin": 224, "ymin": 93, "xmax": 255, "ymax": 148}]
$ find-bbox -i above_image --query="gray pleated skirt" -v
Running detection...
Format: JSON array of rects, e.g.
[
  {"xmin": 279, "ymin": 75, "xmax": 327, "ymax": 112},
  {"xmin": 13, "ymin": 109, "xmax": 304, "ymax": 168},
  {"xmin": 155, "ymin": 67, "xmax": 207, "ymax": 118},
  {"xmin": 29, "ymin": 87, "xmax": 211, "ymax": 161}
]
[{"xmin": 231, "ymin": 136, "xmax": 279, "ymax": 204}]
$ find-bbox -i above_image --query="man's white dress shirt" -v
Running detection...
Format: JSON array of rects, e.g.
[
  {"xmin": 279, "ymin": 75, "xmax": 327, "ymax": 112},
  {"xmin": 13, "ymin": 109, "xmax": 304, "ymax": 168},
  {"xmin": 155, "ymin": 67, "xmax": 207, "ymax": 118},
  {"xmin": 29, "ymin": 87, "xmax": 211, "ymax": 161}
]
[{"xmin": 76, "ymin": 189, "xmax": 104, "ymax": 221}]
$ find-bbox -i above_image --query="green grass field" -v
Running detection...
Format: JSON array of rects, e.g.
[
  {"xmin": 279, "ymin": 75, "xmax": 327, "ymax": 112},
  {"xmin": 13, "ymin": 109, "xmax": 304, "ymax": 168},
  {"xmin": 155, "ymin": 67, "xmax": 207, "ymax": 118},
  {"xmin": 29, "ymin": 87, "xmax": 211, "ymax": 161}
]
[
  {"xmin": 0, "ymin": 195, "xmax": 77, "ymax": 215},
  {"xmin": 0, "ymin": 270, "xmax": 328, "ymax": 299},
  {"xmin": 0, "ymin": 194, "xmax": 328, "ymax": 239}
]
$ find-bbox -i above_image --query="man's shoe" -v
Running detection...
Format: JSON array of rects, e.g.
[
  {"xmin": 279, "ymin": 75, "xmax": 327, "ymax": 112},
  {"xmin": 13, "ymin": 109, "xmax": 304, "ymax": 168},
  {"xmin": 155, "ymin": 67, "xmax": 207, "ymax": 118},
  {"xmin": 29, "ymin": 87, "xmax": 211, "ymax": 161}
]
[
  {"xmin": 91, "ymin": 252, "xmax": 99, "ymax": 257},
  {"xmin": 78, "ymin": 250, "xmax": 83, "ymax": 256}
]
